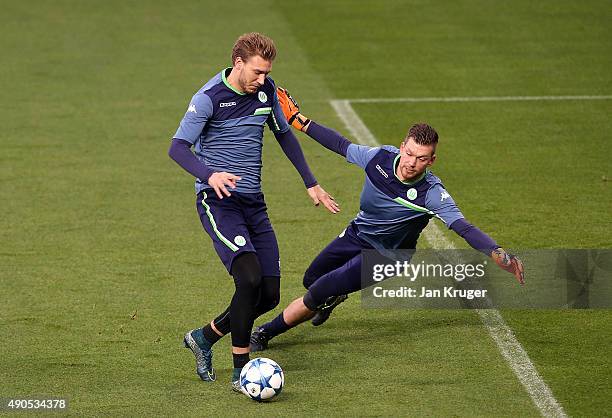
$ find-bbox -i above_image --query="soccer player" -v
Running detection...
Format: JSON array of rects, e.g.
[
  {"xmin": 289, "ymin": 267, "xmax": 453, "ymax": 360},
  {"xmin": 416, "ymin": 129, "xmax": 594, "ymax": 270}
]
[
  {"xmin": 249, "ymin": 88, "xmax": 525, "ymax": 351},
  {"xmin": 168, "ymin": 34, "xmax": 339, "ymax": 390}
]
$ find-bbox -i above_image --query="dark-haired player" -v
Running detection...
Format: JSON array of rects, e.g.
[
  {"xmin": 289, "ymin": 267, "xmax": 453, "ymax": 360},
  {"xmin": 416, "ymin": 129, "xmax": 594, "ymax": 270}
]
[
  {"xmin": 168, "ymin": 34, "xmax": 338, "ymax": 390},
  {"xmin": 250, "ymin": 88, "xmax": 524, "ymax": 351}
]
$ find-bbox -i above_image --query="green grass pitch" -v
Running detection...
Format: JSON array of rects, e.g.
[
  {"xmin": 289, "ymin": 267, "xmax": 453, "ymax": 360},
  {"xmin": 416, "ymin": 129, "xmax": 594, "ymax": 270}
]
[{"xmin": 1, "ymin": 0, "xmax": 610, "ymax": 416}]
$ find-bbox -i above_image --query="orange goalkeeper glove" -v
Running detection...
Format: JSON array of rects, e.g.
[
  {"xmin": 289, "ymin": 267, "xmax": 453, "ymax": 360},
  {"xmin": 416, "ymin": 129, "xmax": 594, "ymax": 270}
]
[
  {"xmin": 491, "ymin": 248, "xmax": 525, "ymax": 285},
  {"xmin": 276, "ymin": 87, "xmax": 310, "ymax": 131}
]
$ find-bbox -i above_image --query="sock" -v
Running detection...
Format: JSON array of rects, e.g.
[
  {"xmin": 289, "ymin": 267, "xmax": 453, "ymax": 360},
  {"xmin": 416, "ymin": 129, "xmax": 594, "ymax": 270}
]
[
  {"xmin": 191, "ymin": 328, "xmax": 213, "ymax": 350},
  {"xmin": 263, "ymin": 312, "xmax": 291, "ymax": 339},
  {"xmin": 202, "ymin": 324, "xmax": 223, "ymax": 346},
  {"xmin": 232, "ymin": 353, "xmax": 250, "ymax": 380}
]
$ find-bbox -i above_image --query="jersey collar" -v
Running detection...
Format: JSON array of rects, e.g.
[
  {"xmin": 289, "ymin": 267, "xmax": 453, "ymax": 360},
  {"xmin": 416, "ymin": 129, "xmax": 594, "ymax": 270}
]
[
  {"xmin": 222, "ymin": 67, "xmax": 245, "ymax": 95},
  {"xmin": 392, "ymin": 153, "xmax": 428, "ymax": 185}
]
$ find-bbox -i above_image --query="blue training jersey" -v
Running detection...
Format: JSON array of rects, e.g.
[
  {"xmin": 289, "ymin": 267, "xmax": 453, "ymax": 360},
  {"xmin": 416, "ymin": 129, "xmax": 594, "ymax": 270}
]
[
  {"xmin": 346, "ymin": 144, "xmax": 464, "ymax": 250},
  {"xmin": 173, "ymin": 68, "xmax": 290, "ymax": 194}
]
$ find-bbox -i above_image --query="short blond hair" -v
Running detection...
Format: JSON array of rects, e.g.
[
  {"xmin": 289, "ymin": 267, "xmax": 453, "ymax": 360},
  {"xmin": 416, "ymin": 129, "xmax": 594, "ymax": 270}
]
[{"xmin": 231, "ymin": 32, "xmax": 277, "ymax": 65}]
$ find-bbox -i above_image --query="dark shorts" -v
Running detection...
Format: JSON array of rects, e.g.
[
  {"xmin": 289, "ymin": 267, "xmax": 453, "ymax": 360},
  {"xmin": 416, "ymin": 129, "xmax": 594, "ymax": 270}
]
[
  {"xmin": 302, "ymin": 221, "xmax": 374, "ymax": 308},
  {"xmin": 196, "ymin": 190, "xmax": 280, "ymax": 277}
]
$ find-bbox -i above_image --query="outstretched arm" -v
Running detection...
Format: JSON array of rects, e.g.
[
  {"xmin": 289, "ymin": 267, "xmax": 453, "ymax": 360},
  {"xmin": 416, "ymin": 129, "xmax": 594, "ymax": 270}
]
[
  {"xmin": 450, "ymin": 218, "xmax": 499, "ymax": 255},
  {"xmin": 304, "ymin": 122, "xmax": 352, "ymax": 157},
  {"xmin": 277, "ymin": 87, "xmax": 352, "ymax": 157},
  {"xmin": 427, "ymin": 185, "xmax": 525, "ymax": 285},
  {"xmin": 273, "ymin": 129, "xmax": 317, "ymax": 188},
  {"xmin": 450, "ymin": 218, "xmax": 525, "ymax": 285},
  {"xmin": 273, "ymin": 129, "xmax": 340, "ymax": 214}
]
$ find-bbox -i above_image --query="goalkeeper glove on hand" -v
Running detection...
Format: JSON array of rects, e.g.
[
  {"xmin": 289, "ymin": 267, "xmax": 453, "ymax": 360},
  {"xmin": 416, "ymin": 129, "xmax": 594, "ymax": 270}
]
[
  {"xmin": 492, "ymin": 248, "xmax": 525, "ymax": 285},
  {"xmin": 276, "ymin": 87, "xmax": 310, "ymax": 131}
]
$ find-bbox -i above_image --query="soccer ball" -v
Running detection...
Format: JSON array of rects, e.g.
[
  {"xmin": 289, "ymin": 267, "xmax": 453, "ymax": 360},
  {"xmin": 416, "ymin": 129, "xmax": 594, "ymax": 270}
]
[{"xmin": 239, "ymin": 357, "xmax": 284, "ymax": 401}]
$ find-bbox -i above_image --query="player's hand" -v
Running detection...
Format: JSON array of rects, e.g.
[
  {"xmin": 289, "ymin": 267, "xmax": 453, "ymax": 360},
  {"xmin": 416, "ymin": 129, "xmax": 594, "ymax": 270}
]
[
  {"xmin": 277, "ymin": 87, "xmax": 311, "ymax": 131},
  {"xmin": 208, "ymin": 172, "xmax": 241, "ymax": 199},
  {"xmin": 492, "ymin": 248, "xmax": 525, "ymax": 285},
  {"xmin": 307, "ymin": 185, "xmax": 340, "ymax": 214}
]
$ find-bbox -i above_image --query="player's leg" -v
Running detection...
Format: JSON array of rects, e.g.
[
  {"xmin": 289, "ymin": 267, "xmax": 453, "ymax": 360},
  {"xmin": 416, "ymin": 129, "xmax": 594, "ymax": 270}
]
[
  {"xmin": 228, "ymin": 251, "xmax": 262, "ymax": 388},
  {"xmin": 304, "ymin": 253, "xmax": 364, "ymax": 309},
  {"xmin": 199, "ymin": 274, "xmax": 279, "ymax": 341},
  {"xmin": 224, "ymin": 192, "xmax": 285, "ymax": 389},
  {"xmin": 251, "ymin": 224, "xmax": 365, "ymax": 351},
  {"xmin": 184, "ymin": 308, "xmax": 228, "ymax": 382},
  {"xmin": 307, "ymin": 222, "xmax": 370, "ymax": 325},
  {"xmin": 250, "ymin": 252, "xmax": 363, "ymax": 351},
  {"xmin": 239, "ymin": 193, "xmax": 286, "ymax": 355},
  {"xmin": 255, "ymin": 276, "xmax": 280, "ymax": 315},
  {"xmin": 186, "ymin": 254, "xmax": 264, "ymax": 388},
  {"xmin": 303, "ymin": 224, "xmax": 363, "ymax": 327},
  {"xmin": 243, "ymin": 192, "xmax": 281, "ymax": 318},
  {"xmin": 302, "ymin": 224, "xmax": 361, "ymax": 289},
  {"xmin": 250, "ymin": 228, "xmax": 357, "ymax": 351},
  {"xmin": 184, "ymin": 191, "xmax": 258, "ymax": 383},
  {"xmin": 249, "ymin": 296, "xmax": 315, "ymax": 352}
]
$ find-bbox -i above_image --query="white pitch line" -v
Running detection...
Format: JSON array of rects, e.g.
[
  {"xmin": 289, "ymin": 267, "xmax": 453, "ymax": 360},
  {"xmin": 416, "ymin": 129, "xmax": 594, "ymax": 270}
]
[
  {"xmin": 330, "ymin": 100, "xmax": 379, "ymax": 147},
  {"xmin": 347, "ymin": 94, "xmax": 612, "ymax": 104},
  {"xmin": 330, "ymin": 99, "xmax": 567, "ymax": 418}
]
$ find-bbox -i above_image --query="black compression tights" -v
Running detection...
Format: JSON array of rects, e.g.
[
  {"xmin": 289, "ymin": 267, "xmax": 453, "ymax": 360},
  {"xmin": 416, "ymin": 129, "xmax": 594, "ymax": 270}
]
[{"xmin": 212, "ymin": 252, "xmax": 280, "ymax": 348}]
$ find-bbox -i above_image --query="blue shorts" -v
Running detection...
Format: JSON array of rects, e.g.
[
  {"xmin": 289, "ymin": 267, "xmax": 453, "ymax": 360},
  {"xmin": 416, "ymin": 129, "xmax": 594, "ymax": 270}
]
[
  {"xmin": 196, "ymin": 191, "xmax": 280, "ymax": 277},
  {"xmin": 302, "ymin": 221, "xmax": 374, "ymax": 308}
]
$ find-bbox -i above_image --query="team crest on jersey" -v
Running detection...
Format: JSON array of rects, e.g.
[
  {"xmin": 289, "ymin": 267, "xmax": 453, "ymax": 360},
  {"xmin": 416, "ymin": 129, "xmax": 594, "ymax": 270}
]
[
  {"xmin": 258, "ymin": 91, "xmax": 267, "ymax": 103},
  {"xmin": 187, "ymin": 104, "xmax": 197, "ymax": 113},
  {"xmin": 440, "ymin": 190, "xmax": 450, "ymax": 202},
  {"xmin": 234, "ymin": 235, "xmax": 246, "ymax": 247},
  {"xmin": 407, "ymin": 188, "xmax": 417, "ymax": 200}
]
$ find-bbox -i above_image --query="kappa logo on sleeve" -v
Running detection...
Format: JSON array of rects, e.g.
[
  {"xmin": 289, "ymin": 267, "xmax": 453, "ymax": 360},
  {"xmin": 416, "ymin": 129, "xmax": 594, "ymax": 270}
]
[
  {"xmin": 440, "ymin": 190, "xmax": 450, "ymax": 202},
  {"xmin": 187, "ymin": 104, "xmax": 197, "ymax": 113}
]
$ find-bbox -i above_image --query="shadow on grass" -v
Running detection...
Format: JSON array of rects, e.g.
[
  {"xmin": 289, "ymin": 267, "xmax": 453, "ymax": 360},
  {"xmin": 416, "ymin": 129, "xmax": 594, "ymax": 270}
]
[{"xmin": 265, "ymin": 311, "xmax": 481, "ymax": 351}]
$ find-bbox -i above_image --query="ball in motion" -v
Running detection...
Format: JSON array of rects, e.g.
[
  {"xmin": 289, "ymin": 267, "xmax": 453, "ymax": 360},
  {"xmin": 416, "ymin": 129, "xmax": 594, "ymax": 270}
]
[{"xmin": 239, "ymin": 357, "xmax": 284, "ymax": 401}]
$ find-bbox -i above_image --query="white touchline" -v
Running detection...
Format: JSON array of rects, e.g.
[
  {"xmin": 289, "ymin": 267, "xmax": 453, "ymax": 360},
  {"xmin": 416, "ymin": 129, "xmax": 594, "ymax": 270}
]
[
  {"xmin": 330, "ymin": 98, "xmax": 568, "ymax": 418},
  {"xmin": 347, "ymin": 94, "xmax": 612, "ymax": 103},
  {"xmin": 330, "ymin": 100, "xmax": 380, "ymax": 147}
]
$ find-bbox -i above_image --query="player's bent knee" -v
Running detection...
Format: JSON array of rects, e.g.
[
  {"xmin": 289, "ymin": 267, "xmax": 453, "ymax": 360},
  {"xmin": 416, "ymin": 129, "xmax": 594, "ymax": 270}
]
[
  {"xmin": 239, "ymin": 274, "xmax": 262, "ymax": 291},
  {"xmin": 259, "ymin": 298, "xmax": 279, "ymax": 313},
  {"xmin": 302, "ymin": 290, "xmax": 321, "ymax": 311},
  {"xmin": 259, "ymin": 288, "xmax": 280, "ymax": 312},
  {"xmin": 303, "ymin": 269, "xmax": 318, "ymax": 289},
  {"xmin": 232, "ymin": 252, "xmax": 262, "ymax": 290}
]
